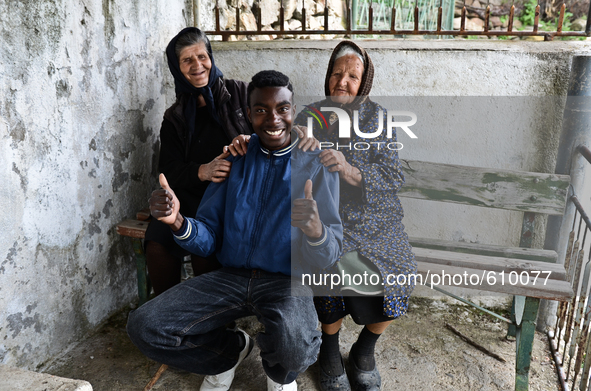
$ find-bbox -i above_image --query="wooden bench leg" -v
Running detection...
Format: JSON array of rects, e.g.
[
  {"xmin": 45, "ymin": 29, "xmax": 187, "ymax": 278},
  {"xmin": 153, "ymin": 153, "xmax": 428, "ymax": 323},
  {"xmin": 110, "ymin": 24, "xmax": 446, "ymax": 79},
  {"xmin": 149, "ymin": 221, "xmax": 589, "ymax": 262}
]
[
  {"xmin": 515, "ymin": 296, "xmax": 540, "ymax": 391},
  {"xmin": 131, "ymin": 238, "xmax": 150, "ymax": 306}
]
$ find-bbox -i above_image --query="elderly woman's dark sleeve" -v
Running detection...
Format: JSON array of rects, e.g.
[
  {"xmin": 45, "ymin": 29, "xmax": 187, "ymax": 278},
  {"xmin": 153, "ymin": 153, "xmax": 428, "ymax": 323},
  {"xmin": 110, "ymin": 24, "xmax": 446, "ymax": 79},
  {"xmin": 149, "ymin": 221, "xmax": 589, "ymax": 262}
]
[
  {"xmin": 357, "ymin": 110, "xmax": 405, "ymax": 205},
  {"xmin": 158, "ymin": 117, "xmax": 207, "ymax": 191}
]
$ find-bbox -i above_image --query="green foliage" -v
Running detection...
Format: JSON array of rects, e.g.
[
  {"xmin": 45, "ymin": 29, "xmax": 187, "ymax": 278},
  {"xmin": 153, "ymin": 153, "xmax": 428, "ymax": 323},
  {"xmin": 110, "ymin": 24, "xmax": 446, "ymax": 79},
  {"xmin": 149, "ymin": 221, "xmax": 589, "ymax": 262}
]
[
  {"xmin": 514, "ymin": 0, "xmax": 582, "ymax": 40},
  {"xmin": 519, "ymin": 0, "xmax": 538, "ymax": 26}
]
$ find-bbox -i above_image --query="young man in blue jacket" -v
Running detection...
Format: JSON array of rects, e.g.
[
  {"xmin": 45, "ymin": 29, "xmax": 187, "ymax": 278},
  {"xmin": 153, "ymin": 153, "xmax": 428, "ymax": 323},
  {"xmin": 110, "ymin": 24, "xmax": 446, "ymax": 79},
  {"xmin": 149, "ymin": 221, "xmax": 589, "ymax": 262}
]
[{"xmin": 127, "ymin": 70, "xmax": 342, "ymax": 391}]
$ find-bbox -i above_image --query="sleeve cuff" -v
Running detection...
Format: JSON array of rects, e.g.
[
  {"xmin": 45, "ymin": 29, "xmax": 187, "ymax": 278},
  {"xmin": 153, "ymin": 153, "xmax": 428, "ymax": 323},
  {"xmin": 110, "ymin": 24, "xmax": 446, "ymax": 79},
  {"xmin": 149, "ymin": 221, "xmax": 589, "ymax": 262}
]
[
  {"xmin": 172, "ymin": 217, "xmax": 192, "ymax": 240},
  {"xmin": 192, "ymin": 164, "xmax": 204, "ymax": 184},
  {"xmin": 306, "ymin": 225, "xmax": 327, "ymax": 247}
]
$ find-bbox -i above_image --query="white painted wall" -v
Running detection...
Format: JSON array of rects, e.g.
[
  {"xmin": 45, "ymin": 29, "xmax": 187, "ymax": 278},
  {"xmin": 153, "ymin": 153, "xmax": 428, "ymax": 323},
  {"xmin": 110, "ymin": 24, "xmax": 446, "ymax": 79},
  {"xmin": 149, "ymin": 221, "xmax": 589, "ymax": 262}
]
[{"xmin": 0, "ymin": 0, "xmax": 190, "ymax": 370}]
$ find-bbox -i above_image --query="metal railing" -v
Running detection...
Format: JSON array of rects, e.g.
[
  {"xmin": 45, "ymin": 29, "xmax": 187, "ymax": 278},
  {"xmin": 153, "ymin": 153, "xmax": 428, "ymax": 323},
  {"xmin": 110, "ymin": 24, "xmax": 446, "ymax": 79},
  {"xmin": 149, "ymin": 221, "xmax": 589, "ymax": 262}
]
[
  {"xmin": 204, "ymin": 0, "xmax": 591, "ymax": 40},
  {"xmin": 549, "ymin": 145, "xmax": 591, "ymax": 391},
  {"xmin": 353, "ymin": 0, "xmax": 455, "ymax": 32}
]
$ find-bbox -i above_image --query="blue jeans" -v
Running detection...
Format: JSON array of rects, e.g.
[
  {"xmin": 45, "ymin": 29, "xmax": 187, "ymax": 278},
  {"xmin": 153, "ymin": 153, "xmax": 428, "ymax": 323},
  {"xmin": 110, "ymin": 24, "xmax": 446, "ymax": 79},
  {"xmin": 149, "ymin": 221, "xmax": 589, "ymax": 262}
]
[{"xmin": 127, "ymin": 267, "xmax": 321, "ymax": 384}]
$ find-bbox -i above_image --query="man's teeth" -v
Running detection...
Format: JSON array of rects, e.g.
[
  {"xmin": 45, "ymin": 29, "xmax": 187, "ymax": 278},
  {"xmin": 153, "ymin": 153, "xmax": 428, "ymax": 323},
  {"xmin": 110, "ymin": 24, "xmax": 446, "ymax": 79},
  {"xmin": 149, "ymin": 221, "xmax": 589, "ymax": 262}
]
[{"xmin": 266, "ymin": 129, "xmax": 283, "ymax": 136}]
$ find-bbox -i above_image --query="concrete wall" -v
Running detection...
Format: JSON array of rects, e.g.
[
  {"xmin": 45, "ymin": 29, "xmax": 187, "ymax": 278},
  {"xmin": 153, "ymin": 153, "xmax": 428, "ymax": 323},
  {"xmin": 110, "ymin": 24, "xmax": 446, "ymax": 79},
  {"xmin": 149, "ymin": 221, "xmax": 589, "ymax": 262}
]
[
  {"xmin": 1, "ymin": 0, "xmax": 590, "ymax": 371},
  {"xmin": 0, "ymin": 0, "xmax": 191, "ymax": 370}
]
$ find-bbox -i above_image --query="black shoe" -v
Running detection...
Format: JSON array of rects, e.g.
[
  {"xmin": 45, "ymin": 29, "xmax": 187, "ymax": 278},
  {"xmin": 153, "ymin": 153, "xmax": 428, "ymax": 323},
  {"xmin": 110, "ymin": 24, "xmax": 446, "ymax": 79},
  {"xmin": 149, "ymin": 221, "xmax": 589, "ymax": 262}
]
[
  {"xmin": 347, "ymin": 345, "xmax": 381, "ymax": 391},
  {"xmin": 318, "ymin": 356, "xmax": 351, "ymax": 391}
]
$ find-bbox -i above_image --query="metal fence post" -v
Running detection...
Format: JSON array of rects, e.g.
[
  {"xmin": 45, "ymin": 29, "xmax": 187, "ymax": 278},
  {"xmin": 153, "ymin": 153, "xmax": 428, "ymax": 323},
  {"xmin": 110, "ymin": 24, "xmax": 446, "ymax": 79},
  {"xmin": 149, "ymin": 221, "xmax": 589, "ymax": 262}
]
[
  {"xmin": 193, "ymin": 0, "xmax": 200, "ymax": 27},
  {"xmin": 539, "ymin": 56, "xmax": 591, "ymax": 331}
]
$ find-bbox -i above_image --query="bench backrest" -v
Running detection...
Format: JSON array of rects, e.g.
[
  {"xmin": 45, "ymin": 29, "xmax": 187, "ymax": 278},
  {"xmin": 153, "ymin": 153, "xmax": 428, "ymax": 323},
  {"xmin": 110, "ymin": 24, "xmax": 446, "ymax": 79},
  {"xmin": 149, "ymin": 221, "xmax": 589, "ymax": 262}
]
[{"xmin": 398, "ymin": 159, "xmax": 571, "ymax": 216}]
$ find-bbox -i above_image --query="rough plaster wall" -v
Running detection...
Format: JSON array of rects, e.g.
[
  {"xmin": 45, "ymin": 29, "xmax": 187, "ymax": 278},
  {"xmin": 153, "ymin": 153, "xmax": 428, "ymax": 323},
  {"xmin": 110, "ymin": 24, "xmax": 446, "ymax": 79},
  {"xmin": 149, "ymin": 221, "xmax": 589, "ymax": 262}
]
[
  {"xmin": 213, "ymin": 40, "xmax": 590, "ymax": 301},
  {"xmin": 0, "ymin": 0, "xmax": 189, "ymax": 370},
  {"xmin": 198, "ymin": 0, "xmax": 217, "ymax": 30}
]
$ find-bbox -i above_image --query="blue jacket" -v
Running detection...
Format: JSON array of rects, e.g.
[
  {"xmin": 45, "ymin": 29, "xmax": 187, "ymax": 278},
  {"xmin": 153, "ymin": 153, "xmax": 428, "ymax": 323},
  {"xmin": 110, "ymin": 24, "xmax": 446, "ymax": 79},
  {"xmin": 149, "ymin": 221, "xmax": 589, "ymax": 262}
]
[{"xmin": 173, "ymin": 133, "xmax": 342, "ymax": 276}]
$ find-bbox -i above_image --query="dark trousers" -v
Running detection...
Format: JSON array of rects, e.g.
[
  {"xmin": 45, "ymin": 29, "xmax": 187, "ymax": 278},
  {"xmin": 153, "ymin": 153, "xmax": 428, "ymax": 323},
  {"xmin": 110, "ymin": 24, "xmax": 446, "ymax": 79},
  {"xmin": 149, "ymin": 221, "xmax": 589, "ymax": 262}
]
[{"xmin": 127, "ymin": 268, "xmax": 321, "ymax": 383}]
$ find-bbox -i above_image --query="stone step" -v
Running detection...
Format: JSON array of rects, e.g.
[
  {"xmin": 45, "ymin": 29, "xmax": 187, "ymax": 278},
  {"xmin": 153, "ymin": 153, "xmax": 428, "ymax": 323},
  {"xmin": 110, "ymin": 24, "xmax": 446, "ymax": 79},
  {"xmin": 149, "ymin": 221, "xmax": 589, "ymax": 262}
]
[{"xmin": 0, "ymin": 365, "xmax": 92, "ymax": 391}]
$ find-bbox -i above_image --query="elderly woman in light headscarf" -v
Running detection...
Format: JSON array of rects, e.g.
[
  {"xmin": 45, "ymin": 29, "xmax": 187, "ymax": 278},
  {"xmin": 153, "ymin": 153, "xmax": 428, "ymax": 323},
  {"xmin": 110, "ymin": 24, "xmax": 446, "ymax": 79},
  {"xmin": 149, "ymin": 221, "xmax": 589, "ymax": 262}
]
[{"xmin": 294, "ymin": 41, "xmax": 417, "ymax": 391}]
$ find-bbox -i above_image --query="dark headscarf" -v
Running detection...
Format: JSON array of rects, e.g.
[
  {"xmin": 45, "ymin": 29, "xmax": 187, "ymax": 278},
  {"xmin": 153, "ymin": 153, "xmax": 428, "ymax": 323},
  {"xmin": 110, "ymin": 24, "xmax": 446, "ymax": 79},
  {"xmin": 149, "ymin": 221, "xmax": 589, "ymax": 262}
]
[
  {"xmin": 165, "ymin": 27, "xmax": 224, "ymax": 136},
  {"xmin": 324, "ymin": 40, "xmax": 374, "ymax": 110}
]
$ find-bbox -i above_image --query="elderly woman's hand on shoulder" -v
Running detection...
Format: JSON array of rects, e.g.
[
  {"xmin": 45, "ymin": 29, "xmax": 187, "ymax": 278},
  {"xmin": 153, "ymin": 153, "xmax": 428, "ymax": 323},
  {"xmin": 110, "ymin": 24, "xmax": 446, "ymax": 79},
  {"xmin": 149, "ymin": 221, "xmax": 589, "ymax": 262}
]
[
  {"xmin": 223, "ymin": 127, "xmax": 320, "ymax": 157},
  {"xmin": 293, "ymin": 125, "xmax": 320, "ymax": 152},
  {"xmin": 224, "ymin": 134, "xmax": 251, "ymax": 156},
  {"xmin": 198, "ymin": 151, "xmax": 231, "ymax": 182},
  {"xmin": 319, "ymin": 149, "xmax": 362, "ymax": 187}
]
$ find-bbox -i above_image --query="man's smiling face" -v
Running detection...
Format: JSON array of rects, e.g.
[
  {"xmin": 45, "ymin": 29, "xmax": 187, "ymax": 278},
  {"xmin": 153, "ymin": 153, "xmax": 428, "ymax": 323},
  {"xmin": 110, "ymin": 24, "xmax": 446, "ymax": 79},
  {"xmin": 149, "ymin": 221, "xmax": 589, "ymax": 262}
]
[{"xmin": 247, "ymin": 86, "xmax": 295, "ymax": 151}]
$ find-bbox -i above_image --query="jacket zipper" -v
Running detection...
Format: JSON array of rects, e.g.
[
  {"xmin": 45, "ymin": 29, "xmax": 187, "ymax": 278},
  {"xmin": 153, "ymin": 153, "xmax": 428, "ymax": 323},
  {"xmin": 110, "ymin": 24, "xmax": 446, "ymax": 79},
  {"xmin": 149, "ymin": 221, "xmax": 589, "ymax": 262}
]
[{"xmin": 245, "ymin": 154, "xmax": 272, "ymax": 267}]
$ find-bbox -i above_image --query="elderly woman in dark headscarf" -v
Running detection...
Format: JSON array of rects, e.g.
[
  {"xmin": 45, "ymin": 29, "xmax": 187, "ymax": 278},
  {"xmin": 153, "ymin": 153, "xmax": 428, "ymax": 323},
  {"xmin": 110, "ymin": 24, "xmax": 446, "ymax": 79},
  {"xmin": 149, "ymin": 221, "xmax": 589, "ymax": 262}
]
[
  {"xmin": 145, "ymin": 27, "xmax": 318, "ymax": 296},
  {"xmin": 294, "ymin": 41, "xmax": 417, "ymax": 391},
  {"xmin": 144, "ymin": 27, "xmax": 249, "ymax": 295},
  {"xmin": 162, "ymin": 27, "xmax": 250, "ymax": 188}
]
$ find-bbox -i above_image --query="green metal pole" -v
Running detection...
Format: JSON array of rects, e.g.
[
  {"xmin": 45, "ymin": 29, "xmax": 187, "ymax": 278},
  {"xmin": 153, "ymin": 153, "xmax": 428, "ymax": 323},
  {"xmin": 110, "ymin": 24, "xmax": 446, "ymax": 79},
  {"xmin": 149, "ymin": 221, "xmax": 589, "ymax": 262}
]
[
  {"xmin": 132, "ymin": 238, "xmax": 149, "ymax": 306},
  {"xmin": 508, "ymin": 212, "xmax": 537, "ymax": 338},
  {"xmin": 515, "ymin": 297, "xmax": 540, "ymax": 391}
]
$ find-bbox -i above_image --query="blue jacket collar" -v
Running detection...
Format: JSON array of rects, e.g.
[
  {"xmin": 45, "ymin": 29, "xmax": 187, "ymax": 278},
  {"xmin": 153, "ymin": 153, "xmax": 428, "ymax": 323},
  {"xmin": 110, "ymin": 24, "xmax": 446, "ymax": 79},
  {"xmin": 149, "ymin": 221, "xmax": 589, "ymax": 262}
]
[{"xmin": 258, "ymin": 131, "xmax": 299, "ymax": 157}]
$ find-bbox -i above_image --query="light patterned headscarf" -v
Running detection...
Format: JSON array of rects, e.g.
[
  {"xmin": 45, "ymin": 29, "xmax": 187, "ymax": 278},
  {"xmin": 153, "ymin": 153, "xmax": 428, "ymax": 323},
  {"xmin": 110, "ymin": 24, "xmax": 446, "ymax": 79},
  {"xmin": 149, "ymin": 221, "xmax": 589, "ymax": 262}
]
[{"xmin": 324, "ymin": 40, "xmax": 375, "ymax": 110}]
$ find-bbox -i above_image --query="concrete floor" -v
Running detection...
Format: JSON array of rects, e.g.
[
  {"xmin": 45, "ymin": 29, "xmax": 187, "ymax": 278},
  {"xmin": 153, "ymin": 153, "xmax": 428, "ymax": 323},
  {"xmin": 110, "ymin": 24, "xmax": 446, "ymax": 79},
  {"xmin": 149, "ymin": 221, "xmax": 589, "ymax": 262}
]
[{"xmin": 45, "ymin": 292, "xmax": 562, "ymax": 391}]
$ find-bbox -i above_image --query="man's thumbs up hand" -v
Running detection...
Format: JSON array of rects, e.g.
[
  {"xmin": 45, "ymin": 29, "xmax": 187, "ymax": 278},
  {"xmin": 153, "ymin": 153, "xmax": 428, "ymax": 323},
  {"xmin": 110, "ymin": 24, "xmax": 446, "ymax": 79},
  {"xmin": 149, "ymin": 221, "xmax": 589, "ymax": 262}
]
[
  {"xmin": 159, "ymin": 173, "xmax": 173, "ymax": 192},
  {"xmin": 149, "ymin": 173, "xmax": 183, "ymax": 230},
  {"xmin": 291, "ymin": 179, "xmax": 323, "ymax": 240},
  {"xmin": 304, "ymin": 179, "xmax": 314, "ymax": 200}
]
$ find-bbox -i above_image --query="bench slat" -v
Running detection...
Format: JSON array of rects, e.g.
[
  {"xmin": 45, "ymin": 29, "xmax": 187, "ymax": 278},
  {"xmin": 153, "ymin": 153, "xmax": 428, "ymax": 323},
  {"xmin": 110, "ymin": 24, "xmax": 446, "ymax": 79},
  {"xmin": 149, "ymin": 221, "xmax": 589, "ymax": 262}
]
[
  {"xmin": 116, "ymin": 219, "xmax": 149, "ymax": 239},
  {"xmin": 413, "ymin": 247, "xmax": 566, "ymax": 281},
  {"xmin": 409, "ymin": 237, "xmax": 558, "ymax": 263},
  {"xmin": 399, "ymin": 159, "xmax": 570, "ymax": 215},
  {"xmin": 416, "ymin": 262, "xmax": 573, "ymax": 301},
  {"xmin": 136, "ymin": 208, "xmax": 151, "ymax": 221}
]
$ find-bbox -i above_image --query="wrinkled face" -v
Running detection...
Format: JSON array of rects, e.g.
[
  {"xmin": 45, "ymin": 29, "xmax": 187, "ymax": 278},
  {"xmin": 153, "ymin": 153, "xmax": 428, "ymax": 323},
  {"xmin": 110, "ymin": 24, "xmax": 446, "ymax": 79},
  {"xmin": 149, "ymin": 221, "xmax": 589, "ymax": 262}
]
[
  {"xmin": 178, "ymin": 42, "xmax": 212, "ymax": 88},
  {"xmin": 247, "ymin": 86, "xmax": 295, "ymax": 151},
  {"xmin": 328, "ymin": 54, "xmax": 364, "ymax": 104}
]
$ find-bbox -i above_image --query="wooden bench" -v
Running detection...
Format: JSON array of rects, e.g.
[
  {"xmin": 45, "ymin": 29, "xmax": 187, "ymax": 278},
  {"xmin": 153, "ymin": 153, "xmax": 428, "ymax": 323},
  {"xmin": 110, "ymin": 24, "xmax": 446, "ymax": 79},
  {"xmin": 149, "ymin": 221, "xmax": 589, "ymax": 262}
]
[
  {"xmin": 116, "ymin": 160, "xmax": 572, "ymax": 390},
  {"xmin": 398, "ymin": 159, "xmax": 573, "ymax": 391}
]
